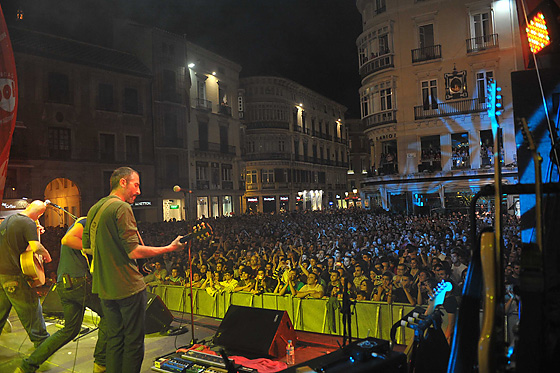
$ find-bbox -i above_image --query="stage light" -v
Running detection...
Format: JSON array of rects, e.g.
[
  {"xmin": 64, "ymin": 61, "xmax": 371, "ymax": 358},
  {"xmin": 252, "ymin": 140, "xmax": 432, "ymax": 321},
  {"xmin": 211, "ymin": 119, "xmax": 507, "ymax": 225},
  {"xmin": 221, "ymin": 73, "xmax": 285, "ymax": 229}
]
[{"xmin": 526, "ymin": 12, "xmax": 551, "ymax": 54}]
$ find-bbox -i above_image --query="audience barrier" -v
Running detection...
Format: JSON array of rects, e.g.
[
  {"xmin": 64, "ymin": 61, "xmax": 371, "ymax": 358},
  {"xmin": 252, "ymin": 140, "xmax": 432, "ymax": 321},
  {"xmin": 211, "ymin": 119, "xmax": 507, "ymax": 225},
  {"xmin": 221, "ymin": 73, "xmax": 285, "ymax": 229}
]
[{"xmin": 153, "ymin": 285, "xmax": 448, "ymax": 345}]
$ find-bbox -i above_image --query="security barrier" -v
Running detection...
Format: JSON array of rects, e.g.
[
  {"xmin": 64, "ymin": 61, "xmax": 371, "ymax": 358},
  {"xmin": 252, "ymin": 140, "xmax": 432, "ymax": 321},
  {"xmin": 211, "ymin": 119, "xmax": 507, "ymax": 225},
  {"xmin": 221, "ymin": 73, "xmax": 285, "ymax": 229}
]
[{"xmin": 153, "ymin": 285, "xmax": 449, "ymax": 344}]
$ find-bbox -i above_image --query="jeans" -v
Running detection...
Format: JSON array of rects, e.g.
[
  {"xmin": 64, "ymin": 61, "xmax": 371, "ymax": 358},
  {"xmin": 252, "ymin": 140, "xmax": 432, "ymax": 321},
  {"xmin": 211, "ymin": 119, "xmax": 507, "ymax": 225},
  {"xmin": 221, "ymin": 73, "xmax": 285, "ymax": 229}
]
[
  {"xmin": 0, "ymin": 273, "xmax": 49, "ymax": 345},
  {"xmin": 21, "ymin": 277, "xmax": 107, "ymax": 373},
  {"xmin": 101, "ymin": 290, "xmax": 146, "ymax": 373}
]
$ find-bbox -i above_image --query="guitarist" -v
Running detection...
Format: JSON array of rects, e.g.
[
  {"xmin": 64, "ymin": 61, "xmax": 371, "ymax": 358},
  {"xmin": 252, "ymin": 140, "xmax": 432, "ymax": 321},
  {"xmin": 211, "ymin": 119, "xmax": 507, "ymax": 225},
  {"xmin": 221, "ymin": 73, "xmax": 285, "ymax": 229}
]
[
  {"xmin": 18, "ymin": 216, "xmax": 107, "ymax": 373},
  {"xmin": 82, "ymin": 167, "xmax": 186, "ymax": 373},
  {"xmin": 0, "ymin": 200, "xmax": 52, "ymax": 347}
]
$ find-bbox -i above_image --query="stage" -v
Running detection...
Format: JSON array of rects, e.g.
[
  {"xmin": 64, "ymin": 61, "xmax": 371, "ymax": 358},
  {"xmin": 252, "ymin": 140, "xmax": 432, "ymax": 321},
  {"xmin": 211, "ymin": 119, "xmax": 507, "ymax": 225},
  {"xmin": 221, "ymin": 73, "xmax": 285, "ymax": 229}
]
[{"xmin": 0, "ymin": 308, "xmax": 351, "ymax": 372}]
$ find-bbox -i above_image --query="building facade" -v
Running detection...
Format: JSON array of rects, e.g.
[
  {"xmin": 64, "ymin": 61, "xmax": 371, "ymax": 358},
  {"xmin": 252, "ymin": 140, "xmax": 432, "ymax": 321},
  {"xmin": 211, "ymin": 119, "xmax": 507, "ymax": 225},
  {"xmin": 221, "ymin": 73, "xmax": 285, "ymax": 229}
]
[
  {"xmin": 356, "ymin": 0, "xmax": 522, "ymax": 213},
  {"xmin": 239, "ymin": 77, "xmax": 349, "ymax": 213},
  {"xmin": 185, "ymin": 41, "xmax": 244, "ymax": 219},
  {"xmin": 6, "ymin": 27, "xmax": 155, "ymax": 225},
  {"xmin": 113, "ymin": 22, "xmax": 245, "ymax": 221}
]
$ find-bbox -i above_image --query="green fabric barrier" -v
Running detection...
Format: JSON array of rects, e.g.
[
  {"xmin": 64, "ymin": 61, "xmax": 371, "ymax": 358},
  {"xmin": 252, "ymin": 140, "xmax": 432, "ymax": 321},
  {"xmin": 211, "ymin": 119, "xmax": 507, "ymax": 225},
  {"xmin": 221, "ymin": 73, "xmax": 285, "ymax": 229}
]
[{"xmin": 153, "ymin": 286, "xmax": 449, "ymax": 342}]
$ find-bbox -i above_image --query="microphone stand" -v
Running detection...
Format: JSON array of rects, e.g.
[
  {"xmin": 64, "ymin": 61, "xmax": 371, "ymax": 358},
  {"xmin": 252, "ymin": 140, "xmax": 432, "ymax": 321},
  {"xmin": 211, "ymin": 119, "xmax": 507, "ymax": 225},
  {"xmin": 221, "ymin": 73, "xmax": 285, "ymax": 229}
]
[
  {"xmin": 187, "ymin": 239, "xmax": 197, "ymax": 345},
  {"xmin": 47, "ymin": 202, "xmax": 78, "ymax": 221}
]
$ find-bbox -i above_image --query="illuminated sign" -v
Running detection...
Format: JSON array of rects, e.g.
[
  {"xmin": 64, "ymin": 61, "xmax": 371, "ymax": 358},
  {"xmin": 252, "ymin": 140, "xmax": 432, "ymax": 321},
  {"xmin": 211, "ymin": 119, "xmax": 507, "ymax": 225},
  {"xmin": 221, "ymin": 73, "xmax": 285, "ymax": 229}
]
[
  {"xmin": 134, "ymin": 201, "xmax": 152, "ymax": 207},
  {"xmin": 169, "ymin": 205, "xmax": 179, "ymax": 209},
  {"xmin": 526, "ymin": 12, "xmax": 551, "ymax": 53},
  {"xmin": 247, "ymin": 197, "xmax": 258, "ymax": 203},
  {"xmin": 280, "ymin": 196, "xmax": 289, "ymax": 201},
  {"xmin": 263, "ymin": 197, "xmax": 275, "ymax": 202}
]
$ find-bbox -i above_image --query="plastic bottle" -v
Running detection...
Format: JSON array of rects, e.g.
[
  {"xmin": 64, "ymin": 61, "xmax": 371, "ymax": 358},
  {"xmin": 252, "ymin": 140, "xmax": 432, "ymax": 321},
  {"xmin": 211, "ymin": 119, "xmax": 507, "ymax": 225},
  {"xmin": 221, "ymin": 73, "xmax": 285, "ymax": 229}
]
[{"xmin": 286, "ymin": 340, "xmax": 295, "ymax": 365}]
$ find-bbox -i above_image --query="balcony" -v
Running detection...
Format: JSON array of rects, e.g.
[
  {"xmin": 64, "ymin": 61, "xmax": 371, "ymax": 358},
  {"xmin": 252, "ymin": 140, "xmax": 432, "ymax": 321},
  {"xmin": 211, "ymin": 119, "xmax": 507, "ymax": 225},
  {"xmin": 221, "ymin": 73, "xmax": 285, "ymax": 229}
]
[
  {"xmin": 191, "ymin": 98, "xmax": 212, "ymax": 111},
  {"xmin": 466, "ymin": 34, "xmax": 498, "ymax": 53},
  {"xmin": 359, "ymin": 53, "xmax": 394, "ymax": 78},
  {"xmin": 363, "ymin": 110, "xmax": 397, "ymax": 129},
  {"xmin": 196, "ymin": 180, "xmax": 209, "ymax": 190},
  {"xmin": 414, "ymin": 98, "xmax": 486, "ymax": 120},
  {"xmin": 246, "ymin": 121, "xmax": 289, "ymax": 130},
  {"xmin": 194, "ymin": 141, "xmax": 235, "ymax": 155},
  {"xmin": 411, "ymin": 45, "xmax": 442, "ymax": 63},
  {"xmin": 218, "ymin": 104, "xmax": 232, "ymax": 116},
  {"xmin": 243, "ymin": 152, "xmax": 292, "ymax": 161},
  {"xmin": 451, "ymin": 155, "xmax": 471, "ymax": 170}
]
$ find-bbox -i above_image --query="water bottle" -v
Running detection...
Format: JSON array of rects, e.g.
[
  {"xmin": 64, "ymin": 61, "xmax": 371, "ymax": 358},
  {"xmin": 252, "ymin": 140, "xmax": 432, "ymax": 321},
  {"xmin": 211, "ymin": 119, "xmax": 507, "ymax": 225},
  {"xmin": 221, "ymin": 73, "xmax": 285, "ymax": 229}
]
[{"xmin": 286, "ymin": 340, "xmax": 295, "ymax": 365}]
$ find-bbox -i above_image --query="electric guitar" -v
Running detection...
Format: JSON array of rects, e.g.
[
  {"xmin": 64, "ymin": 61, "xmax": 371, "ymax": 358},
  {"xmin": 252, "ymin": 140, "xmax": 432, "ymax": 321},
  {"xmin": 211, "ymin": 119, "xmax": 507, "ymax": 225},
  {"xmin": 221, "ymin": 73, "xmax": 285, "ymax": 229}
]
[
  {"xmin": 20, "ymin": 222, "xmax": 45, "ymax": 288},
  {"xmin": 137, "ymin": 222, "xmax": 213, "ymax": 274}
]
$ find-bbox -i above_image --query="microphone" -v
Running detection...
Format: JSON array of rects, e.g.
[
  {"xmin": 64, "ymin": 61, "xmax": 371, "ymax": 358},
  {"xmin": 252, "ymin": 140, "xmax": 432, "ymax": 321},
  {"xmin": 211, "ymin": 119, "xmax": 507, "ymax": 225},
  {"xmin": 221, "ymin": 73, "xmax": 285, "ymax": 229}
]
[{"xmin": 45, "ymin": 200, "xmax": 64, "ymax": 210}]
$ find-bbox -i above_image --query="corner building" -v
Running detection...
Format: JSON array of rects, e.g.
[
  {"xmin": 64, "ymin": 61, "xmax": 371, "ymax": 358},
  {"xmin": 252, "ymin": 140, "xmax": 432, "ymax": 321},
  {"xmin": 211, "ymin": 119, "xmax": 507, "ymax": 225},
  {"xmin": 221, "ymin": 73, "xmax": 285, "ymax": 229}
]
[
  {"xmin": 239, "ymin": 77, "xmax": 349, "ymax": 213},
  {"xmin": 356, "ymin": 0, "xmax": 522, "ymax": 213}
]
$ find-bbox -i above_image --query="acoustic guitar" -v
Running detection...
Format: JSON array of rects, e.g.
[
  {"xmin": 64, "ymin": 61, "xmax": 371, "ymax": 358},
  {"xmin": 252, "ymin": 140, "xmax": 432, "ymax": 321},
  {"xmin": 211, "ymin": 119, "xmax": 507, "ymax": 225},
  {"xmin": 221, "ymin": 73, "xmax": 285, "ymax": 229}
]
[{"xmin": 20, "ymin": 222, "xmax": 45, "ymax": 288}]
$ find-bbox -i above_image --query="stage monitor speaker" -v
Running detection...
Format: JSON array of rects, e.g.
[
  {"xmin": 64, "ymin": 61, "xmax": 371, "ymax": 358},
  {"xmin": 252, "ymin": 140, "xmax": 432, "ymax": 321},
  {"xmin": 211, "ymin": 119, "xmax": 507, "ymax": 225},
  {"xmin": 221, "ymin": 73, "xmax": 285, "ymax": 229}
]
[
  {"xmin": 214, "ymin": 305, "xmax": 296, "ymax": 358},
  {"xmin": 145, "ymin": 292, "xmax": 173, "ymax": 334},
  {"xmin": 41, "ymin": 285, "xmax": 63, "ymax": 316}
]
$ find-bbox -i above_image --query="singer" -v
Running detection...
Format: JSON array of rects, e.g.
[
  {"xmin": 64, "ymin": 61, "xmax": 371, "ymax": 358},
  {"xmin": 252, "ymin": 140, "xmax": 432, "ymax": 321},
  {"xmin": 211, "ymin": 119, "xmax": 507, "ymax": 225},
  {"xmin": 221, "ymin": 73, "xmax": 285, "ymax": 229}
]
[{"xmin": 82, "ymin": 167, "xmax": 186, "ymax": 373}]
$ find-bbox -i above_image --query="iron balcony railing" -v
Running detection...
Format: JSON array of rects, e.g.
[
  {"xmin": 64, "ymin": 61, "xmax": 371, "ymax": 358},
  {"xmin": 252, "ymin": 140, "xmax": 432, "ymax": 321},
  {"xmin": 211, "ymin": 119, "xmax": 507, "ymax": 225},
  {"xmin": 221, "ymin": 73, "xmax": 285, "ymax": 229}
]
[
  {"xmin": 359, "ymin": 53, "xmax": 394, "ymax": 78},
  {"xmin": 414, "ymin": 97, "xmax": 486, "ymax": 120},
  {"xmin": 466, "ymin": 34, "xmax": 499, "ymax": 53},
  {"xmin": 363, "ymin": 109, "xmax": 397, "ymax": 129},
  {"xmin": 411, "ymin": 44, "xmax": 442, "ymax": 63}
]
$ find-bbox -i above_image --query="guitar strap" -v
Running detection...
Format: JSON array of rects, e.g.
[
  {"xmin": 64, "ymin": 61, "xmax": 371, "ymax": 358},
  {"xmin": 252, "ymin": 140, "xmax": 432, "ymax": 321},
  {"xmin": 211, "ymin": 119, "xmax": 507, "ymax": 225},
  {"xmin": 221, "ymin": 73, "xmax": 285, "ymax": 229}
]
[{"xmin": 89, "ymin": 198, "xmax": 119, "ymax": 274}]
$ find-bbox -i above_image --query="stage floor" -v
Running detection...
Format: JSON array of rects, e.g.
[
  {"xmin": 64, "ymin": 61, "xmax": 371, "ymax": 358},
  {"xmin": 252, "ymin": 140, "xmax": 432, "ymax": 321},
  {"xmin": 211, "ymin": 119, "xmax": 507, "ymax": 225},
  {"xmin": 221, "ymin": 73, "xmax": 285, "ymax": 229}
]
[
  {"xmin": 0, "ymin": 309, "xmax": 347, "ymax": 373},
  {"xmin": 0, "ymin": 309, "xmax": 222, "ymax": 373}
]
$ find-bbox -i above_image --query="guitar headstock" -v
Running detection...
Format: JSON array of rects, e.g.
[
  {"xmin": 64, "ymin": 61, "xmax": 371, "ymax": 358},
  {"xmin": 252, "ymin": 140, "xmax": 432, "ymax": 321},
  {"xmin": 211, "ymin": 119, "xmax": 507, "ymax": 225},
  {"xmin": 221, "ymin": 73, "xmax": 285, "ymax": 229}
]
[
  {"xmin": 190, "ymin": 222, "xmax": 214, "ymax": 242},
  {"xmin": 429, "ymin": 280, "xmax": 452, "ymax": 309},
  {"xmin": 519, "ymin": 118, "xmax": 537, "ymax": 153}
]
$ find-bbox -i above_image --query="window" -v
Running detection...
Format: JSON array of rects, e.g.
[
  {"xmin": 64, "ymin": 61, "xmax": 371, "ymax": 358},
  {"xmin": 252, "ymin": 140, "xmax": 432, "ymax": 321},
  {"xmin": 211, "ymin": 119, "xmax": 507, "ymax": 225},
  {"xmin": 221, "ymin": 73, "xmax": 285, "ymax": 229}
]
[
  {"xmin": 380, "ymin": 87, "xmax": 392, "ymax": 110},
  {"xmin": 361, "ymin": 94, "xmax": 370, "ymax": 117},
  {"xmin": 221, "ymin": 164, "xmax": 232, "ymax": 182},
  {"xmin": 164, "ymin": 113, "xmax": 179, "ymax": 147},
  {"xmin": 422, "ymin": 79, "xmax": 438, "ymax": 110},
  {"xmin": 211, "ymin": 163, "xmax": 220, "ymax": 188},
  {"xmin": 197, "ymin": 77, "xmax": 206, "ymax": 100},
  {"xmin": 472, "ymin": 11, "xmax": 492, "ymax": 40},
  {"xmin": 163, "ymin": 69, "xmax": 177, "ymax": 102},
  {"xmin": 246, "ymin": 170, "xmax": 257, "ymax": 184},
  {"xmin": 99, "ymin": 133, "xmax": 115, "ymax": 161},
  {"xmin": 123, "ymin": 88, "xmax": 139, "ymax": 114},
  {"xmin": 196, "ymin": 162, "xmax": 209, "ymax": 180},
  {"xmin": 375, "ymin": 0, "xmax": 386, "ymax": 14},
  {"xmin": 220, "ymin": 126, "xmax": 229, "ymax": 153},
  {"xmin": 279, "ymin": 140, "xmax": 285, "ymax": 152},
  {"xmin": 419, "ymin": 135, "xmax": 441, "ymax": 172},
  {"xmin": 198, "ymin": 121, "xmax": 208, "ymax": 150},
  {"xmin": 261, "ymin": 169, "xmax": 274, "ymax": 184},
  {"xmin": 165, "ymin": 154, "xmax": 179, "ymax": 182},
  {"xmin": 98, "ymin": 83, "xmax": 114, "ymax": 111},
  {"xmin": 451, "ymin": 133, "xmax": 470, "ymax": 169},
  {"xmin": 419, "ymin": 24, "xmax": 434, "ymax": 49},
  {"xmin": 47, "ymin": 72, "xmax": 70, "ymax": 103},
  {"xmin": 476, "ymin": 71, "xmax": 494, "ymax": 103},
  {"xmin": 126, "ymin": 135, "xmax": 140, "ymax": 163},
  {"xmin": 48, "ymin": 127, "xmax": 71, "ymax": 159}
]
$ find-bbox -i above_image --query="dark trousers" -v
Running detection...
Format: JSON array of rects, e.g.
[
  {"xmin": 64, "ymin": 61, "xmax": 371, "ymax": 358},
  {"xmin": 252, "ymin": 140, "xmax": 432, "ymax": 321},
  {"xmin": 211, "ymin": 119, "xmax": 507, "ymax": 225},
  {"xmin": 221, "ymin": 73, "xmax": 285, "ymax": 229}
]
[
  {"xmin": 21, "ymin": 277, "xmax": 107, "ymax": 373},
  {"xmin": 0, "ymin": 274, "xmax": 49, "ymax": 346},
  {"xmin": 101, "ymin": 289, "xmax": 146, "ymax": 373}
]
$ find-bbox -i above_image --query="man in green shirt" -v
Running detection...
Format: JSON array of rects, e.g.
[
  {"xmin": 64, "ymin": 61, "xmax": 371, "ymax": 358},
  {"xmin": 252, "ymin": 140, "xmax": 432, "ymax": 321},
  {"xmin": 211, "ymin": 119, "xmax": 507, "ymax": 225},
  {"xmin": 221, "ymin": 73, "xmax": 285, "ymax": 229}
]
[{"xmin": 83, "ymin": 167, "xmax": 185, "ymax": 373}]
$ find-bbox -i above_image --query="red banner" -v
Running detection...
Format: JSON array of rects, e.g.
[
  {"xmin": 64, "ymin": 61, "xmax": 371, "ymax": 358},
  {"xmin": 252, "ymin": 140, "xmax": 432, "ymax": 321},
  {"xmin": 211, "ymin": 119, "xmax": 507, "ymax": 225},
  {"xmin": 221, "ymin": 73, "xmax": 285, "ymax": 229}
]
[{"xmin": 0, "ymin": 5, "xmax": 18, "ymax": 206}]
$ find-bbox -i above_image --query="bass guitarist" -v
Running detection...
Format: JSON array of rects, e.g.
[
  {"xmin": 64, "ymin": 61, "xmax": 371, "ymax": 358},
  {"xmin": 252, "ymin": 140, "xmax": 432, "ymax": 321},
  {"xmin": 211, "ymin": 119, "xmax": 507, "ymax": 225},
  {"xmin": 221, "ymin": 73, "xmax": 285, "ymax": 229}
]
[{"xmin": 0, "ymin": 200, "xmax": 52, "ymax": 347}]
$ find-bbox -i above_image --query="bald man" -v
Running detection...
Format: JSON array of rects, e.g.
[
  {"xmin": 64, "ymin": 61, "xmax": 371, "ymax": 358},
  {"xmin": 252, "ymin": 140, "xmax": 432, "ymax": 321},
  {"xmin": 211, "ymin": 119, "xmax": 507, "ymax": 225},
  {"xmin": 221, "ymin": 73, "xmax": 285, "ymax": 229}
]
[{"xmin": 0, "ymin": 200, "xmax": 52, "ymax": 347}]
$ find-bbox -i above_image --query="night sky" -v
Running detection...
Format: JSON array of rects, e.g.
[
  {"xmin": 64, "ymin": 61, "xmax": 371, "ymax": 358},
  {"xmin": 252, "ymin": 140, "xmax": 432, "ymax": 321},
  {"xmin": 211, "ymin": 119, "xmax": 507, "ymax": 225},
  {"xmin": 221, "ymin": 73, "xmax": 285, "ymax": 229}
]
[{"xmin": 3, "ymin": 0, "xmax": 363, "ymax": 117}]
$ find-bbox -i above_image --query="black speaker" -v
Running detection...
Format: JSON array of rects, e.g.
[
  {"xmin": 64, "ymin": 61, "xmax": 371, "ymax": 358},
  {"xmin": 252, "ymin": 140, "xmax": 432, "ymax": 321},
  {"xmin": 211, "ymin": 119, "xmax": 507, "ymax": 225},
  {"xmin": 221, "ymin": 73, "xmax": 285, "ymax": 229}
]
[
  {"xmin": 214, "ymin": 305, "xmax": 297, "ymax": 358},
  {"xmin": 145, "ymin": 292, "xmax": 173, "ymax": 334},
  {"xmin": 41, "ymin": 286, "xmax": 63, "ymax": 316}
]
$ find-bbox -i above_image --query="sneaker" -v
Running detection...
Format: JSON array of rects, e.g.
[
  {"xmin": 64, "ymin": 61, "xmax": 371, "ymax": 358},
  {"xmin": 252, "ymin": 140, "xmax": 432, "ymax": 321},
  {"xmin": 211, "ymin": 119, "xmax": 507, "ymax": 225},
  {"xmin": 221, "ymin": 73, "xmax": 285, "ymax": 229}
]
[{"xmin": 93, "ymin": 362, "xmax": 106, "ymax": 373}]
